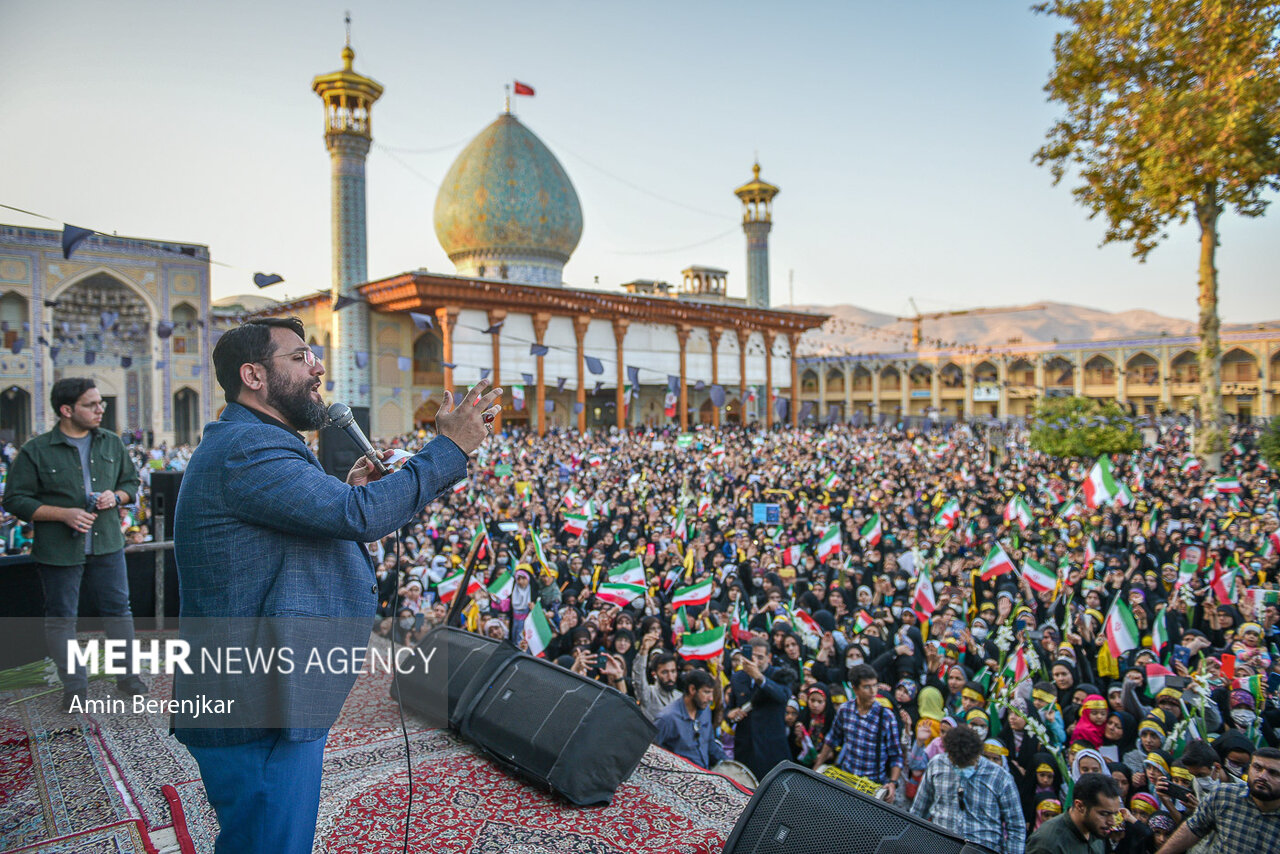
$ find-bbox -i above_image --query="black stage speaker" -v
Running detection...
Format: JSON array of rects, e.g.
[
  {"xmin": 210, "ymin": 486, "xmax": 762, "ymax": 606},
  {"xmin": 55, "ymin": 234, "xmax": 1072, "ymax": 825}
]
[
  {"xmin": 722, "ymin": 763, "xmax": 995, "ymax": 854},
  {"xmin": 317, "ymin": 405, "xmax": 371, "ymax": 479},
  {"xmin": 149, "ymin": 471, "xmax": 184, "ymax": 541},
  {"xmin": 389, "ymin": 626, "xmax": 519, "ymax": 728},
  {"xmin": 459, "ymin": 652, "xmax": 656, "ymax": 806}
]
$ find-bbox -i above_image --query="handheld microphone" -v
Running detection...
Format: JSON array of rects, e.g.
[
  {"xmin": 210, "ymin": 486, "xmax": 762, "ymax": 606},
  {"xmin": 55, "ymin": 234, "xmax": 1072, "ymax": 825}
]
[{"xmin": 326, "ymin": 402, "xmax": 391, "ymax": 475}]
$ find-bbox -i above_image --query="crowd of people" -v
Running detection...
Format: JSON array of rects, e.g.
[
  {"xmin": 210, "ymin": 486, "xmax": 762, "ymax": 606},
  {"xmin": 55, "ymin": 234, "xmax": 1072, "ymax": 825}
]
[
  {"xmin": 6, "ymin": 407, "xmax": 1280, "ymax": 852},
  {"xmin": 366, "ymin": 416, "xmax": 1279, "ymax": 853}
]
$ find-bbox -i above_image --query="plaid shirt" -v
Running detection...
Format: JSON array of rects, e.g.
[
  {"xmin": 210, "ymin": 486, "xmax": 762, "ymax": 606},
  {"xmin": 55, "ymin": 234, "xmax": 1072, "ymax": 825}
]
[
  {"xmin": 1184, "ymin": 782, "xmax": 1280, "ymax": 853},
  {"xmin": 910, "ymin": 753, "xmax": 1025, "ymax": 854},
  {"xmin": 823, "ymin": 700, "xmax": 901, "ymax": 783}
]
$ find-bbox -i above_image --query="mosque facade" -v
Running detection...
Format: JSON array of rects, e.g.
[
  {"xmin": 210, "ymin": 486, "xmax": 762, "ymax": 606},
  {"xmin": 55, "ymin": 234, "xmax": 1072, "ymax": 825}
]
[{"xmin": 259, "ymin": 39, "xmax": 826, "ymax": 440}]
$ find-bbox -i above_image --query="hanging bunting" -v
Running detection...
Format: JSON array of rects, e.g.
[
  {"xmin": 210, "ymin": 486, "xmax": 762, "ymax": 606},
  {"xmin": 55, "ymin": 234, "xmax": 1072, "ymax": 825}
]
[
  {"xmin": 521, "ymin": 372, "xmax": 534, "ymax": 385},
  {"xmin": 556, "ymin": 377, "xmax": 566, "ymax": 391},
  {"xmin": 253, "ymin": 273, "xmax": 284, "ymax": 288},
  {"xmin": 584, "ymin": 355, "xmax": 603, "ymax": 375},
  {"xmin": 61, "ymin": 224, "xmax": 95, "ymax": 259},
  {"xmin": 355, "ymin": 352, "xmax": 368, "ymax": 369},
  {"xmin": 530, "ymin": 344, "xmax": 549, "ymax": 357},
  {"xmin": 121, "ymin": 356, "xmax": 132, "ymax": 368},
  {"xmin": 397, "ymin": 356, "xmax": 411, "ymax": 372},
  {"xmin": 410, "ymin": 311, "xmax": 434, "ymax": 331}
]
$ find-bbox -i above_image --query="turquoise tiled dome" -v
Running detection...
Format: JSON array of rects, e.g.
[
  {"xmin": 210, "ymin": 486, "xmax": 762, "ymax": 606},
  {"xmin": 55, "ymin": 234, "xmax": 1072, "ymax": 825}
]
[{"xmin": 434, "ymin": 113, "xmax": 583, "ymax": 265}]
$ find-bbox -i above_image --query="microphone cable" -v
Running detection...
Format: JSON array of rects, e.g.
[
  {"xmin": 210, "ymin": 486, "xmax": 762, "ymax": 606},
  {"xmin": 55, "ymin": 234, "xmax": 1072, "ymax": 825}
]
[{"xmin": 387, "ymin": 532, "xmax": 413, "ymax": 854}]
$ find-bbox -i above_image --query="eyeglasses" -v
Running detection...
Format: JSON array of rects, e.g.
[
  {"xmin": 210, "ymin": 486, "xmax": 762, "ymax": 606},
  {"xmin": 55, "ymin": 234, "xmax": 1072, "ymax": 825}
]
[
  {"xmin": 957, "ymin": 786, "xmax": 968, "ymax": 813},
  {"xmin": 269, "ymin": 348, "xmax": 319, "ymax": 367},
  {"xmin": 78, "ymin": 401, "xmax": 108, "ymax": 411},
  {"xmin": 692, "ymin": 719, "xmax": 701, "ymax": 737}
]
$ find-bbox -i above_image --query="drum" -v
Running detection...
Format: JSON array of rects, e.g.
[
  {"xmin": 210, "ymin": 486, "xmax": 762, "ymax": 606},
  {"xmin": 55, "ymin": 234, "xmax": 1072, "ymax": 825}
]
[{"xmin": 712, "ymin": 760, "xmax": 759, "ymax": 791}]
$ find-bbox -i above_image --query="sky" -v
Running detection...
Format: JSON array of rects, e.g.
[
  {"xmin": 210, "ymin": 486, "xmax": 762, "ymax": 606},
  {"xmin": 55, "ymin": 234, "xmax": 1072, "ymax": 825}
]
[{"xmin": 2, "ymin": 0, "xmax": 1276, "ymax": 324}]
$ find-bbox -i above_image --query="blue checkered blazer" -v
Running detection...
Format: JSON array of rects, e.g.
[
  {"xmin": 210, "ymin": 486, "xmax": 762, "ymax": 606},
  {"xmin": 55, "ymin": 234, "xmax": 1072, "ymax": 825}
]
[{"xmin": 172, "ymin": 402, "xmax": 467, "ymax": 747}]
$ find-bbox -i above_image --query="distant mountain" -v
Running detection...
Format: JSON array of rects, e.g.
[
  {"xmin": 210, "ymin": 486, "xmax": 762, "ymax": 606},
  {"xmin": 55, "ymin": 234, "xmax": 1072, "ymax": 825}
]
[{"xmin": 788, "ymin": 300, "xmax": 1277, "ymax": 356}]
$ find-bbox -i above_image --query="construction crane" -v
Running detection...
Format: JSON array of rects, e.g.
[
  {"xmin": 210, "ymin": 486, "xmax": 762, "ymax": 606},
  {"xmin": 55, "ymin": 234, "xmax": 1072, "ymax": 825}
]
[{"xmin": 896, "ymin": 300, "xmax": 1049, "ymax": 349}]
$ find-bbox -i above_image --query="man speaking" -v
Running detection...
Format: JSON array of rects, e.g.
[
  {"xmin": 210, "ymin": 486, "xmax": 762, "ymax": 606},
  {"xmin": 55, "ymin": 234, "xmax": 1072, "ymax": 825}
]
[{"xmin": 173, "ymin": 317, "xmax": 499, "ymax": 853}]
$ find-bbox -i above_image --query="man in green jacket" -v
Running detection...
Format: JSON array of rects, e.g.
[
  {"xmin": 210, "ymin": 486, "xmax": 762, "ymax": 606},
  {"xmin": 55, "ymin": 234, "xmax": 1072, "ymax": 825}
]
[{"xmin": 2, "ymin": 378, "xmax": 144, "ymax": 711}]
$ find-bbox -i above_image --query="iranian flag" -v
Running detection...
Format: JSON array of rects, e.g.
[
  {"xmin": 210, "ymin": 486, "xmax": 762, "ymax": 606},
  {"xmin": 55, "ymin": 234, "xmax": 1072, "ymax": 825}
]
[
  {"xmin": 671, "ymin": 577, "xmax": 713, "ymax": 609},
  {"xmin": 1174, "ymin": 560, "xmax": 1197, "ymax": 590},
  {"xmin": 1083, "ymin": 535, "xmax": 1099, "ymax": 565},
  {"xmin": 470, "ymin": 524, "xmax": 491, "ymax": 562},
  {"xmin": 437, "ymin": 569, "xmax": 482, "ymax": 604},
  {"xmin": 697, "ymin": 494, "xmax": 712, "ymax": 517},
  {"xmin": 1214, "ymin": 476, "xmax": 1242, "ymax": 494},
  {"xmin": 710, "ymin": 443, "xmax": 725, "ymax": 457},
  {"xmin": 732, "ymin": 600, "xmax": 752, "ymax": 642},
  {"xmin": 859, "ymin": 513, "xmax": 882, "ymax": 547},
  {"xmin": 672, "ymin": 507, "xmax": 688, "ymax": 542},
  {"xmin": 1082, "ymin": 455, "xmax": 1120, "ymax": 508},
  {"xmin": 823, "ymin": 472, "xmax": 841, "ymax": 490},
  {"xmin": 781, "ymin": 544, "xmax": 804, "ymax": 566},
  {"xmin": 1114, "ymin": 482, "xmax": 1135, "ymax": 508},
  {"xmin": 678, "ymin": 624, "xmax": 726, "ymax": 661},
  {"xmin": 1151, "ymin": 606, "xmax": 1170, "ymax": 657},
  {"xmin": 816, "ymin": 525, "xmax": 842, "ymax": 562},
  {"xmin": 451, "ymin": 479, "xmax": 468, "ymax": 495},
  {"xmin": 1211, "ymin": 557, "xmax": 1239, "ymax": 602},
  {"xmin": 1181, "ymin": 455, "xmax": 1201, "ymax": 474},
  {"xmin": 563, "ymin": 513, "xmax": 589, "ymax": 537},
  {"xmin": 962, "ymin": 520, "xmax": 978, "ymax": 546},
  {"xmin": 1059, "ymin": 498, "xmax": 1082, "ymax": 520},
  {"xmin": 1103, "ymin": 597, "xmax": 1140, "ymax": 659},
  {"xmin": 934, "ymin": 498, "xmax": 961, "ymax": 529},
  {"xmin": 531, "ymin": 529, "xmax": 554, "ymax": 577},
  {"xmin": 912, "ymin": 567, "xmax": 937, "ymax": 616},
  {"xmin": 792, "ymin": 609, "xmax": 823, "ymax": 647},
  {"xmin": 487, "ymin": 570, "xmax": 513, "ymax": 604},
  {"xmin": 608, "ymin": 557, "xmax": 646, "ymax": 587},
  {"xmin": 674, "ymin": 607, "xmax": 694, "ymax": 635},
  {"xmin": 1003, "ymin": 646, "xmax": 1029, "ymax": 686},
  {"xmin": 523, "ymin": 606, "xmax": 553, "ymax": 657},
  {"xmin": 1145, "ymin": 662, "xmax": 1175, "ymax": 696},
  {"xmin": 1004, "ymin": 495, "xmax": 1034, "ymax": 531},
  {"xmin": 1022, "ymin": 558, "xmax": 1058, "ymax": 593},
  {"xmin": 596, "ymin": 581, "xmax": 646, "ymax": 608},
  {"xmin": 852, "ymin": 610, "xmax": 874, "ymax": 634},
  {"xmin": 562, "ymin": 487, "xmax": 580, "ymax": 508},
  {"xmin": 979, "ymin": 544, "xmax": 1016, "ymax": 581}
]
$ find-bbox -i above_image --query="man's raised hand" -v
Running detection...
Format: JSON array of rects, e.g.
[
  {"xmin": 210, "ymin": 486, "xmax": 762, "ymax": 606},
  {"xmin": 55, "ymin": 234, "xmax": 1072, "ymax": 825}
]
[{"xmin": 435, "ymin": 379, "xmax": 502, "ymax": 455}]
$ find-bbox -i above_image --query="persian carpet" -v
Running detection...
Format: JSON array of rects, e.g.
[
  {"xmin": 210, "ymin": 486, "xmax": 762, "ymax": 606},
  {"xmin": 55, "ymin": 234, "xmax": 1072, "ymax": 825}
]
[
  {"xmin": 4, "ymin": 818, "xmax": 156, "ymax": 854},
  {"xmin": 165, "ymin": 730, "xmax": 748, "ymax": 854},
  {"xmin": 0, "ymin": 687, "xmax": 133, "ymax": 851}
]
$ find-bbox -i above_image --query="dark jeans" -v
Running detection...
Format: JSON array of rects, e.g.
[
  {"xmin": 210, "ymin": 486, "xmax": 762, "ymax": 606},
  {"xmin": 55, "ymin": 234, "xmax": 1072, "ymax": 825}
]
[{"xmin": 38, "ymin": 550, "xmax": 136, "ymax": 692}]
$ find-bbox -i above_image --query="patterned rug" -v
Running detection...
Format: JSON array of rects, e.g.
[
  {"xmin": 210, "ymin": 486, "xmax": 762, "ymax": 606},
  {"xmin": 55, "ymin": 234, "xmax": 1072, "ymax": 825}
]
[
  {"xmin": 0, "ymin": 687, "xmax": 135, "ymax": 851},
  {"xmin": 165, "ymin": 729, "xmax": 748, "ymax": 854},
  {"xmin": 5, "ymin": 819, "xmax": 156, "ymax": 854}
]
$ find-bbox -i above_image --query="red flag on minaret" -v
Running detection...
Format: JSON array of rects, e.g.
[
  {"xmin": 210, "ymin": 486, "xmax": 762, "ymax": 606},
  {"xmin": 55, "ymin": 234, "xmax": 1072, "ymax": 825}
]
[{"xmin": 513, "ymin": 81, "xmax": 535, "ymax": 96}]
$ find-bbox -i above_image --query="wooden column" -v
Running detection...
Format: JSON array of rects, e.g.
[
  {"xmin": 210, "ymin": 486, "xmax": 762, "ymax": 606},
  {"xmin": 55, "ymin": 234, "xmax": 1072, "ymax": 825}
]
[
  {"xmin": 532, "ymin": 312, "xmax": 550, "ymax": 436},
  {"xmin": 764, "ymin": 332, "xmax": 775, "ymax": 429},
  {"xmin": 709, "ymin": 326, "xmax": 722, "ymax": 427},
  {"xmin": 612, "ymin": 318, "xmax": 629, "ymax": 430},
  {"xmin": 574, "ymin": 315, "xmax": 590, "ymax": 434},
  {"xmin": 788, "ymin": 332, "xmax": 801, "ymax": 428},
  {"xmin": 677, "ymin": 324, "xmax": 691, "ymax": 431},
  {"xmin": 737, "ymin": 328, "xmax": 750, "ymax": 425},
  {"xmin": 487, "ymin": 308, "xmax": 506, "ymax": 431},
  {"xmin": 435, "ymin": 306, "xmax": 460, "ymax": 394}
]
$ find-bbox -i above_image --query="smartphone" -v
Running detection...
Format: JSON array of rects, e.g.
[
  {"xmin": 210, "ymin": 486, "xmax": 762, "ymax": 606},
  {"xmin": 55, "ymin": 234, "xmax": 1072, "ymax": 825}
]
[
  {"xmin": 1014, "ymin": 618, "xmax": 1027, "ymax": 633},
  {"xmin": 1171, "ymin": 645, "xmax": 1192, "ymax": 669},
  {"xmin": 1164, "ymin": 783, "xmax": 1192, "ymax": 802}
]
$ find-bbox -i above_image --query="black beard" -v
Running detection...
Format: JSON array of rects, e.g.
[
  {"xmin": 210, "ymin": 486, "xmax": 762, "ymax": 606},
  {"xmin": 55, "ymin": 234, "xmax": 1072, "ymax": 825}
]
[{"xmin": 265, "ymin": 367, "xmax": 327, "ymax": 431}]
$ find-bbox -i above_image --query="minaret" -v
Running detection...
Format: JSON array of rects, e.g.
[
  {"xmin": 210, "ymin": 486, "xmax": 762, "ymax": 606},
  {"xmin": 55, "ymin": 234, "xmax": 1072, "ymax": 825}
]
[
  {"xmin": 312, "ymin": 22, "xmax": 382, "ymax": 413},
  {"xmin": 734, "ymin": 162, "xmax": 779, "ymax": 308}
]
